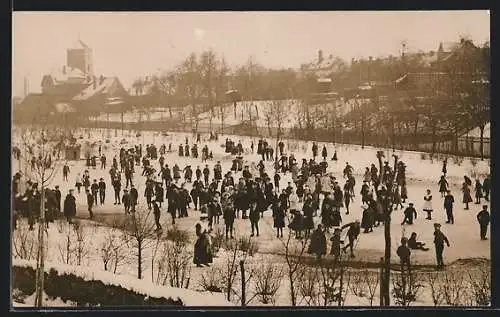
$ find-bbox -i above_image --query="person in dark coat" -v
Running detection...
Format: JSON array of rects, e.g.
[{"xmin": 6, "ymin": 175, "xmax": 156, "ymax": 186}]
[
  {"xmin": 308, "ymin": 224, "xmax": 327, "ymax": 260},
  {"xmin": 152, "ymin": 200, "xmax": 162, "ymax": 231},
  {"xmin": 145, "ymin": 183, "xmax": 155, "ymax": 210},
  {"xmin": 444, "ymin": 190, "xmax": 455, "ymax": 224},
  {"xmin": 438, "ymin": 175, "xmax": 448, "ymax": 197},
  {"xmin": 321, "ymin": 145, "xmax": 328, "ymax": 161},
  {"xmin": 112, "ymin": 176, "xmax": 121, "ymax": 205},
  {"xmin": 54, "ymin": 185, "xmax": 62, "ymax": 215},
  {"xmin": 130, "ymin": 185, "xmax": 139, "ymax": 212},
  {"xmin": 63, "ymin": 189, "xmax": 76, "ymax": 224},
  {"xmin": 327, "ymin": 226, "xmax": 342, "ymax": 258},
  {"xmin": 193, "ymin": 223, "xmax": 212, "ymax": 267},
  {"xmin": 396, "ymin": 237, "xmax": 411, "ymax": 274},
  {"xmin": 341, "ymin": 220, "xmax": 360, "ymax": 258},
  {"xmin": 249, "ymin": 201, "xmax": 260, "ymax": 237},
  {"xmin": 167, "ymin": 185, "xmax": 179, "ymax": 224},
  {"xmin": 155, "ymin": 183, "xmax": 164, "ymax": 207},
  {"xmin": 483, "ymin": 175, "xmax": 490, "ymax": 201},
  {"xmin": 91, "ymin": 179, "xmax": 99, "ymax": 205},
  {"xmin": 122, "ymin": 189, "xmax": 131, "ymax": 214},
  {"xmin": 477, "ymin": 205, "xmax": 490, "ymax": 240},
  {"xmin": 361, "ymin": 204, "xmax": 374, "ymax": 233},
  {"xmin": 462, "ymin": 181, "xmax": 472, "ymax": 210},
  {"xmin": 433, "ymin": 223, "xmax": 450, "ymax": 270},
  {"xmin": 401, "ymin": 203, "xmax": 417, "ymax": 225},
  {"xmin": 288, "ymin": 210, "xmax": 304, "ymax": 239},
  {"xmin": 86, "ymin": 189, "xmax": 94, "ymax": 219},
  {"xmin": 302, "ymin": 199, "xmax": 315, "ymax": 238},
  {"xmin": 408, "ymin": 232, "xmax": 429, "ymax": 251},
  {"xmin": 474, "ymin": 179, "xmax": 483, "ymax": 204},
  {"xmin": 272, "ymin": 198, "xmax": 285, "ymax": 238},
  {"xmin": 222, "ymin": 191, "xmax": 236, "ymax": 239},
  {"xmin": 98, "ymin": 178, "xmax": 106, "ymax": 205}
]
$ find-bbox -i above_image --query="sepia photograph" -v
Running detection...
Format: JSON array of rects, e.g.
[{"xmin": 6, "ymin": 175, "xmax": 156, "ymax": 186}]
[{"xmin": 11, "ymin": 10, "xmax": 490, "ymax": 308}]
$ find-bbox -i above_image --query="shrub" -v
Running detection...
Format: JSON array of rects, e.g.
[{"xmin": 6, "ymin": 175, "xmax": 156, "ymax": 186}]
[
  {"xmin": 199, "ymin": 266, "xmax": 224, "ymax": 293},
  {"xmin": 12, "ymin": 265, "xmax": 183, "ymax": 307},
  {"xmin": 210, "ymin": 228, "xmax": 225, "ymax": 256},
  {"xmin": 165, "ymin": 227, "xmax": 190, "ymax": 246},
  {"xmin": 235, "ymin": 237, "xmax": 259, "ymax": 256}
]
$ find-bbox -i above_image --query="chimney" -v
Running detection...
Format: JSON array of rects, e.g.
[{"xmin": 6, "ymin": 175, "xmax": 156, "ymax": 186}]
[
  {"xmin": 99, "ymin": 75, "xmax": 105, "ymax": 85},
  {"xmin": 318, "ymin": 50, "xmax": 324, "ymax": 64}
]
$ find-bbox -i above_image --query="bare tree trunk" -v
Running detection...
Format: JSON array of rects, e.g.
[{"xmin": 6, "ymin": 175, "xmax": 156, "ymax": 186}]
[
  {"xmin": 379, "ymin": 257, "xmax": 384, "ymax": 306},
  {"xmin": 361, "ymin": 112, "xmax": 365, "ymax": 149},
  {"xmin": 35, "ymin": 188, "xmax": 46, "ymax": 307},
  {"xmin": 138, "ymin": 240, "xmax": 142, "ymax": 279},
  {"xmin": 382, "ymin": 214, "xmax": 391, "ymax": 306},
  {"xmin": 240, "ymin": 260, "xmax": 246, "ymax": 306}
]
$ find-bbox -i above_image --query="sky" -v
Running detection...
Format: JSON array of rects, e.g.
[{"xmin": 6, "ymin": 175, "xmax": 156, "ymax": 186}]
[{"xmin": 12, "ymin": 11, "xmax": 490, "ymax": 97}]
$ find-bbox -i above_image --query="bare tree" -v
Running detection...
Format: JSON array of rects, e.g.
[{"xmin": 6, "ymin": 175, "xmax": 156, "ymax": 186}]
[
  {"xmin": 18, "ymin": 116, "xmax": 63, "ymax": 307},
  {"xmin": 282, "ymin": 232, "xmax": 310, "ymax": 306},
  {"xmin": 439, "ymin": 270, "xmax": 466, "ymax": 306},
  {"xmin": 121, "ymin": 203, "xmax": 158, "ymax": 279},
  {"xmin": 391, "ymin": 270, "xmax": 424, "ymax": 306},
  {"xmin": 12, "ymin": 219, "xmax": 37, "ymax": 260},
  {"xmin": 467, "ymin": 266, "xmax": 491, "ymax": 306},
  {"xmin": 426, "ymin": 272, "xmax": 444, "ymax": 307},
  {"xmin": 253, "ymin": 262, "xmax": 284, "ymax": 305},
  {"xmin": 363, "ymin": 270, "xmax": 380, "ymax": 306},
  {"xmin": 160, "ymin": 232, "xmax": 192, "ymax": 289}
]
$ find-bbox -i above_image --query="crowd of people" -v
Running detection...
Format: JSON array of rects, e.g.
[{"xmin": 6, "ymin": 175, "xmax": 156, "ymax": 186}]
[{"xmin": 11, "ymin": 132, "xmax": 491, "ymax": 270}]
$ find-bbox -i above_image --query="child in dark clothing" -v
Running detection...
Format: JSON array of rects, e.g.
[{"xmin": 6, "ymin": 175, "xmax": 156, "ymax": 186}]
[{"xmin": 408, "ymin": 232, "xmax": 429, "ymax": 251}]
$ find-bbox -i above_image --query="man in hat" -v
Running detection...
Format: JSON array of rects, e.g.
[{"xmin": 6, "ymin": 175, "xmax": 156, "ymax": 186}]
[
  {"xmin": 91, "ymin": 179, "xmax": 99, "ymax": 205},
  {"xmin": 476, "ymin": 205, "xmax": 490, "ymax": 240},
  {"xmin": 401, "ymin": 203, "xmax": 417, "ymax": 225},
  {"xmin": 98, "ymin": 178, "xmax": 106, "ymax": 205},
  {"xmin": 54, "ymin": 185, "xmax": 62, "ymax": 215},
  {"xmin": 444, "ymin": 190, "xmax": 455, "ymax": 224},
  {"xmin": 433, "ymin": 223, "xmax": 450, "ymax": 270},
  {"xmin": 397, "ymin": 237, "xmax": 412, "ymax": 274},
  {"xmin": 86, "ymin": 189, "xmax": 94, "ymax": 219}
]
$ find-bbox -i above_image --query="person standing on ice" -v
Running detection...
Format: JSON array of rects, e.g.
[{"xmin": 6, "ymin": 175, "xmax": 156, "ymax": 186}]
[
  {"xmin": 308, "ymin": 224, "xmax": 327, "ymax": 261},
  {"xmin": 442, "ymin": 159, "xmax": 447, "ymax": 177},
  {"xmin": 397, "ymin": 237, "xmax": 412, "ymax": 274},
  {"xmin": 312, "ymin": 142, "xmax": 318, "ymax": 159},
  {"xmin": 483, "ymin": 174, "xmax": 490, "ymax": 201},
  {"xmin": 130, "ymin": 185, "xmax": 138, "ymax": 212},
  {"xmin": 91, "ymin": 179, "xmax": 99, "ymax": 205},
  {"xmin": 321, "ymin": 145, "xmax": 328, "ymax": 161},
  {"xmin": 462, "ymin": 180, "xmax": 473, "ymax": 210},
  {"xmin": 112, "ymin": 176, "xmax": 121, "ymax": 205},
  {"xmin": 474, "ymin": 179, "xmax": 483, "ymax": 205},
  {"xmin": 86, "ymin": 189, "xmax": 94, "ymax": 219},
  {"xmin": 98, "ymin": 178, "xmax": 106, "ymax": 205},
  {"xmin": 152, "ymin": 200, "xmax": 162, "ymax": 232},
  {"xmin": 444, "ymin": 190, "xmax": 455, "ymax": 224},
  {"xmin": 393, "ymin": 185, "xmax": 403, "ymax": 210},
  {"xmin": 423, "ymin": 189, "xmax": 433, "ymax": 220},
  {"xmin": 433, "ymin": 223, "xmax": 450, "ymax": 270},
  {"xmin": 438, "ymin": 175, "xmax": 448, "ymax": 198},
  {"xmin": 63, "ymin": 189, "xmax": 76, "ymax": 224},
  {"xmin": 62, "ymin": 163, "xmax": 70, "ymax": 181},
  {"xmin": 222, "ymin": 188, "xmax": 236, "ymax": 239},
  {"xmin": 100, "ymin": 154, "xmax": 106, "ymax": 170},
  {"xmin": 476, "ymin": 205, "xmax": 490, "ymax": 240}
]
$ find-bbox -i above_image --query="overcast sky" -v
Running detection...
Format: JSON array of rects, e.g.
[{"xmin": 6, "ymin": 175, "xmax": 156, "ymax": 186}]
[{"xmin": 12, "ymin": 11, "xmax": 490, "ymax": 96}]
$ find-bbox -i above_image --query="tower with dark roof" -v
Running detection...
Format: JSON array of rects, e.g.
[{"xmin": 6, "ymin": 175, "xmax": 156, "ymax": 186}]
[{"xmin": 66, "ymin": 38, "xmax": 94, "ymax": 78}]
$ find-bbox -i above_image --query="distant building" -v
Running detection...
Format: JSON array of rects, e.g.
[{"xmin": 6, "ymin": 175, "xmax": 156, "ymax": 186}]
[{"xmin": 15, "ymin": 39, "xmax": 130, "ymax": 123}]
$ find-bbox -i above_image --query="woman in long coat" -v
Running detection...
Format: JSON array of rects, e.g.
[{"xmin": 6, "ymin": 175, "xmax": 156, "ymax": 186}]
[
  {"xmin": 308, "ymin": 224, "xmax": 327, "ymax": 260},
  {"xmin": 249, "ymin": 201, "xmax": 260, "ymax": 237},
  {"xmin": 193, "ymin": 223, "xmax": 212, "ymax": 267},
  {"xmin": 438, "ymin": 175, "xmax": 448, "ymax": 197},
  {"xmin": 288, "ymin": 210, "xmax": 304, "ymax": 239},
  {"xmin": 361, "ymin": 204, "xmax": 374, "ymax": 233},
  {"xmin": 462, "ymin": 182, "xmax": 473, "ymax": 210}
]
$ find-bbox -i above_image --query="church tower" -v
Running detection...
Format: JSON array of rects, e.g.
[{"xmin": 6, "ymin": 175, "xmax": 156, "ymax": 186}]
[{"xmin": 66, "ymin": 37, "xmax": 94, "ymax": 78}]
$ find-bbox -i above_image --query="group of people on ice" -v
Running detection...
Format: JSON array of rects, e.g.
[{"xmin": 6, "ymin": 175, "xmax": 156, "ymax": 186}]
[{"xmin": 11, "ymin": 132, "xmax": 491, "ymax": 270}]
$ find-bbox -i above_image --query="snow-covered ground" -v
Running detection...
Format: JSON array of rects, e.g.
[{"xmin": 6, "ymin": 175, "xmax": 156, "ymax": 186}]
[{"xmin": 11, "ymin": 126, "xmax": 491, "ymax": 306}]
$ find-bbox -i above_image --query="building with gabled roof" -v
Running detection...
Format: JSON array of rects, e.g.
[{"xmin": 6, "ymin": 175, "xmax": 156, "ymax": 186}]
[{"xmin": 15, "ymin": 39, "xmax": 130, "ymax": 123}]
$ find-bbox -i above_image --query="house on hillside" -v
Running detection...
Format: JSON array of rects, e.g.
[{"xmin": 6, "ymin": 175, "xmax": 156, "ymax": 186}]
[
  {"xmin": 15, "ymin": 39, "xmax": 130, "ymax": 122},
  {"xmin": 458, "ymin": 123, "xmax": 490, "ymax": 157}
]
